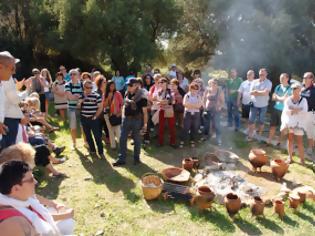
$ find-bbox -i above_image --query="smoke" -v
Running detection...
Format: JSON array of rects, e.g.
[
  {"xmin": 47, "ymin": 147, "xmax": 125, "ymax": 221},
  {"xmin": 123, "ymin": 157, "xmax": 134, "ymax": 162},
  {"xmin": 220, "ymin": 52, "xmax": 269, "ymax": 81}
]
[{"xmin": 209, "ymin": 0, "xmax": 293, "ymax": 79}]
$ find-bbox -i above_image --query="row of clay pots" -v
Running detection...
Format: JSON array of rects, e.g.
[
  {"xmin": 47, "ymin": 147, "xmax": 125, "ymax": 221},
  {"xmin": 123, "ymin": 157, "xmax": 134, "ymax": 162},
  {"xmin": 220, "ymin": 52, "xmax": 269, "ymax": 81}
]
[{"xmin": 248, "ymin": 149, "xmax": 289, "ymax": 181}]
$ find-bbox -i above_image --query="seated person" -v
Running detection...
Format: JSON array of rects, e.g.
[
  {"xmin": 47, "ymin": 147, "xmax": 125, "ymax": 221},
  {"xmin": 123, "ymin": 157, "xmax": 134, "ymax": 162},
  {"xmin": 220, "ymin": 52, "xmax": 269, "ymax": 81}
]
[
  {"xmin": 0, "ymin": 143, "xmax": 65, "ymax": 177},
  {"xmin": 23, "ymin": 97, "xmax": 59, "ymax": 133},
  {"xmin": 0, "ymin": 160, "xmax": 75, "ymax": 235}
]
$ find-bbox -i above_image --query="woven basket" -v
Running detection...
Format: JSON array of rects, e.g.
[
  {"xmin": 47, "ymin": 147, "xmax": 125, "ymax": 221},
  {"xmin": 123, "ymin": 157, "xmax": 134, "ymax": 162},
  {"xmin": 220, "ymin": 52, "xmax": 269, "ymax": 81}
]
[{"xmin": 141, "ymin": 173, "xmax": 163, "ymax": 200}]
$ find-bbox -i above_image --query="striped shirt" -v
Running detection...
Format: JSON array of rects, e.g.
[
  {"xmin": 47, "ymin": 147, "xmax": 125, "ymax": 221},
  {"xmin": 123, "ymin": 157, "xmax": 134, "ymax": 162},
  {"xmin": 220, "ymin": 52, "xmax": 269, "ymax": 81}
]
[
  {"xmin": 80, "ymin": 92, "xmax": 102, "ymax": 117},
  {"xmin": 65, "ymin": 81, "xmax": 83, "ymax": 110}
]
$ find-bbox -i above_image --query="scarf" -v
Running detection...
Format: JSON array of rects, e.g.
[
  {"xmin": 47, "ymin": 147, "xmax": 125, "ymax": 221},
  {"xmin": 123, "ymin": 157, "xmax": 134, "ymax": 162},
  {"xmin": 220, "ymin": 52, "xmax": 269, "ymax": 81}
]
[
  {"xmin": 125, "ymin": 88, "xmax": 147, "ymax": 110},
  {"xmin": 0, "ymin": 194, "xmax": 61, "ymax": 236}
]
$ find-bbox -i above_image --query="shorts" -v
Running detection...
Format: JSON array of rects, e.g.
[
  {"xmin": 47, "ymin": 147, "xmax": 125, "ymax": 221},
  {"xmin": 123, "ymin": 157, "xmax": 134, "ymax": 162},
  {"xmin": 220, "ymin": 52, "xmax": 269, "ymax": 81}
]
[
  {"xmin": 288, "ymin": 128, "xmax": 304, "ymax": 136},
  {"xmin": 34, "ymin": 144, "xmax": 50, "ymax": 167},
  {"xmin": 249, "ymin": 106, "xmax": 267, "ymax": 125},
  {"xmin": 241, "ymin": 104, "xmax": 250, "ymax": 118},
  {"xmin": 270, "ymin": 109, "xmax": 282, "ymax": 127},
  {"xmin": 68, "ymin": 109, "xmax": 80, "ymax": 129},
  {"xmin": 305, "ymin": 112, "xmax": 315, "ymax": 139}
]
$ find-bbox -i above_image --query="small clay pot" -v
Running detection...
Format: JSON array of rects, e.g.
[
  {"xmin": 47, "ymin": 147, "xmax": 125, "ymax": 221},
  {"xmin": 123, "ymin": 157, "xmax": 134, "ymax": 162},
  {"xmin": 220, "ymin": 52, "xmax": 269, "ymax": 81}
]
[
  {"xmin": 289, "ymin": 194, "xmax": 300, "ymax": 209},
  {"xmin": 271, "ymin": 159, "xmax": 289, "ymax": 181},
  {"xmin": 224, "ymin": 193, "xmax": 241, "ymax": 217},
  {"xmin": 198, "ymin": 186, "xmax": 215, "ymax": 201},
  {"xmin": 182, "ymin": 158, "xmax": 194, "ymax": 171},
  {"xmin": 274, "ymin": 200, "xmax": 285, "ymax": 219},
  {"xmin": 298, "ymin": 192, "xmax": 306, "ymax": 204},
  {"xmin": 250, "ymin": 196, "xmax": 264, "ymax": 216},
  {"xmin": 248, "ymin": 149, "xmax": 268, "ymax": 172}
]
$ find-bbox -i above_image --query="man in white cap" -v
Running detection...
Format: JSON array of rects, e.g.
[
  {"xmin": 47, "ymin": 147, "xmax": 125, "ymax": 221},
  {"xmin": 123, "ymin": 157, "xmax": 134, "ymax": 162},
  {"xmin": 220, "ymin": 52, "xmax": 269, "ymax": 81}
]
[
  {"xmin": 1, "ymin": 52, "xmax": 29, "ymax": 148},
  {"xmin": 0, "ymin": 51, "xmax": 18, "ymax": 147}
]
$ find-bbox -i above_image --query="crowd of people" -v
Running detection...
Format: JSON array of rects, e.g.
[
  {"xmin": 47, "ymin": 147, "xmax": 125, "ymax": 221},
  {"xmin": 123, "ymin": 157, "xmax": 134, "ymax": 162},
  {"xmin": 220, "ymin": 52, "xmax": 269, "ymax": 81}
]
[{"xmin": 0, "ymin": 50, "xmax": 315, "ymax": 235}]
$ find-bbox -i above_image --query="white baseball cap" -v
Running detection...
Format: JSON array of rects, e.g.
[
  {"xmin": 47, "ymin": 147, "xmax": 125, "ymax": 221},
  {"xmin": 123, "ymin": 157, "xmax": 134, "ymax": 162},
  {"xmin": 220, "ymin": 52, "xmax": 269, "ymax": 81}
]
[{"xmin": 0, "ymin": 51, "xmax": 20, "ymax": 63}]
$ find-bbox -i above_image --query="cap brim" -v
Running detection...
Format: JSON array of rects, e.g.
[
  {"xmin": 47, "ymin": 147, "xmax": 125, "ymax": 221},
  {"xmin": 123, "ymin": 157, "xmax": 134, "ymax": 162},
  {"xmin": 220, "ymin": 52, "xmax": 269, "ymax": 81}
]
[{"xmin": 15, "ymin": 58, "xmax": 20, "ymax": 64}]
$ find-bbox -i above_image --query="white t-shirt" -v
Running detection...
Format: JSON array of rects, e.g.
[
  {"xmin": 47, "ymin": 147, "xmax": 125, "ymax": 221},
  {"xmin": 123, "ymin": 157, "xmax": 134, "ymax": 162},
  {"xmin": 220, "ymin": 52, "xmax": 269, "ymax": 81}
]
[
  {"xmin": 0, "ymin": 81, "xmax": 5, "ymax": 141},
  {"xmin": 238, "ymin": 80, "xmax": 253, "ymax": 105},
  {"xmin": 281, "ymin": 96, "xmax": 308, "ymax": 131},
  {"xmin": 250, "ymin": 78, "xmax": 272, "ymax": 108}
]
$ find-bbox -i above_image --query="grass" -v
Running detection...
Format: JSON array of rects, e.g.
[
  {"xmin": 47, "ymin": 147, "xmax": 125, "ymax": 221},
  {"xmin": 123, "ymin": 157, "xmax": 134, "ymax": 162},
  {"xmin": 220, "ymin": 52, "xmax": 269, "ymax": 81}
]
[{"xmin": 36, "ymin": 112, "xmax": 315, "ymax": 235}]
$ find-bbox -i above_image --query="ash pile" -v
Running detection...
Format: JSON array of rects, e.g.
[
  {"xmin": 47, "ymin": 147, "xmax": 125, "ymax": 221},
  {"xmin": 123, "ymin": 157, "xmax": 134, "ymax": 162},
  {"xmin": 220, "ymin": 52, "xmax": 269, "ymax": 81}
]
[{"xmin": 194, "ymin": 149, "xmax": 264, "ymax": 204}]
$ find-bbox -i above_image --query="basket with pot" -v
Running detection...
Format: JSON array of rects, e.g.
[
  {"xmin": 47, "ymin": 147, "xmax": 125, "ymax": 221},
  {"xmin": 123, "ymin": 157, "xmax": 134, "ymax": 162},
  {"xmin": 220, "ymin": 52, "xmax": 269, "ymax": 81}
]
[{"xmin": 141, "ymin": 173, "xmax": 163, "ymax": 200}]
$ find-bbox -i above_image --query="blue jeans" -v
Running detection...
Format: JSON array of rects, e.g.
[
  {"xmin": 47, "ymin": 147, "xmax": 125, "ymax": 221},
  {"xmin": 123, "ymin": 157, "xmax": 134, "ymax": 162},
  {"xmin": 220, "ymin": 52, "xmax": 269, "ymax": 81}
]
[
  {"xmin": 227, "ymin": 99, "xmax": 240, "ymax": 129},
  {"xmin": 180, "ymin": 112, "xmax": 200, "ymax": 142},
  {"xmin": 203, "ymin": 110, "xmax": 221, "ymax": 142},
  {"xmin": 249, "ymin": 106, "xmax": 267, "ymax": 125},
  {"xmin": 118, "ymin": 117, "xmax": 142, "ymax": 162},
  {"xmin": 80, "ymin": 116, "xmax": 103, "ymax": 155},
  {"xmin": 1, "ymin": 118, "xmax": 20, "ymax": 148}
]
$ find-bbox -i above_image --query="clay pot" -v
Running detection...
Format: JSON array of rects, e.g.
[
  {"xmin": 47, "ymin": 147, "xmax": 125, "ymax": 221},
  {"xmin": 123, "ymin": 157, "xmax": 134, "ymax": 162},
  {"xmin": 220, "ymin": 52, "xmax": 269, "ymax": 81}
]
[
  {"xmin": 250, "ymin": 196, "xmax": 265, "ymax": 216},
  {"xmin": 274, "ymin": 200, "xmax": 285, "ymax": 219},
  {"xmin": 298, "ymin": 192, "xmax": 306, "ymax": 204},
  {"xmin": 289, "ymin": 194, "xmax": 300, "ymax": 209},
  {"xmin": 182, "ymin": 158, "xmax": 194, "ymax": 171},
  {"xmin": 271, "ymin": 159, "xmax": 289, "ymax": 181},
  {"xmin": 224, "ymin": 193, "xmax": 241, "ymax": 217},
  {"xmin": 193, "ymin": 186, "xmax": 215, "ymax": 210},
  {"xmin": 198, "ymin": 186, "xmax": 215, "ymax": 201},
  {"xmin": 248, "ymin": 149, "xmax": 268, "ymax": 172}
]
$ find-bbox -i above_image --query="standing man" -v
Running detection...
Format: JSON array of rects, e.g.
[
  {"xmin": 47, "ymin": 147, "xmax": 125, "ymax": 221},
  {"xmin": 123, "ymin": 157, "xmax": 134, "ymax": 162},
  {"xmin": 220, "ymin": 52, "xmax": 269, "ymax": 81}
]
[
  {"xmin": 0, "ymin": 51, "xmax": 17, "ymax": 148},
  {"xmin": 113, "ymin": 78, "xmax": 148, "ymax": 166},
  {"xmin": 111, "ymin": 70, "xmax": 125, "ymax": 95},
  {"xmin": 301, "ymin": 72, "xmax": 315, "ymax": 157},
  {"xmin": 267, "ymin": 73, "xmax": 291, "ymax": 145},
  {"xmin": 248, "ymin": 68, "xmax": 272, "ymax": 141},
  {"xmin": 79, "ymin": 80, "xmax": 104, "ymax": 158},
  {"xmin": 238, "ymin": 70, "xmax": 255, "ymax": 120},
  {"xmin": 227, "ymin": 69, "xmax": 243, "ymax": 131},
  {"xmin": 65, "ymin": 69, "xmax": 83, "ymax": 149},
  {"xmin": 1, "ymin": 56, "xmax": 30, "ymax": 148}
]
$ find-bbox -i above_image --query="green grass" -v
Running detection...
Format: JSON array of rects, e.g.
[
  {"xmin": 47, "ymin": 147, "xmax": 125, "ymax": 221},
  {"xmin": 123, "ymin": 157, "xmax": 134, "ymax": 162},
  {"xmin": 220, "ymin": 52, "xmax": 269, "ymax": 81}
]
[{"xmin": 37, "ymin": 111, "xmax": 315, "ymax": 235}]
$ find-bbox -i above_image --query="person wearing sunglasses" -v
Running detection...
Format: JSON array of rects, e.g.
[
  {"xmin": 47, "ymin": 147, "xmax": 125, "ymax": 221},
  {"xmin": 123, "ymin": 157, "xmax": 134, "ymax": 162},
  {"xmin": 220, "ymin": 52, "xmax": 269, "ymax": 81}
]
[
  {"xmin": 0, "ymin": 160, "xmax": 75, "ymax": 235},
  {"xmin": 113, "ymin": 78, "xmax": 148, "ymax": 166},
  {"xmin": 78, "ymin": 80, "xmax": 104, "ymax": 158},
  {"xmin": 64, "ymin": 69, "xmax": 84, "ymax": 149}
]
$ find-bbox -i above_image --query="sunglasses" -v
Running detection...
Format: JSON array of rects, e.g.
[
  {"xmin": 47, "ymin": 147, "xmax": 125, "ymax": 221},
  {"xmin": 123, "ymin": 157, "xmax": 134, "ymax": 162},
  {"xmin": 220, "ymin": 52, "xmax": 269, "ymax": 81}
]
[
  {"xmin": 22, "ymin": 176, "xmax": 36, "ymax": 184},
  {"xmin": 85, "ymin": 86, "xmax": 93, "ymax": 89}
]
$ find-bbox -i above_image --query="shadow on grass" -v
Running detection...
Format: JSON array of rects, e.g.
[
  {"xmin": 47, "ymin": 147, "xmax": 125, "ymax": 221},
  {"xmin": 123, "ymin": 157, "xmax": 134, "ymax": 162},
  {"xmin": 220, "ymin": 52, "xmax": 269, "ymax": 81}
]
[
  {"xmin": 283, "ymin": 215, "xmax": 299, "ymax": 227},
  {"xmin": 302, "ymin": 202, "xmax": 315, "ymax": 215},
  {"xmin": 294, "ymin": 211, "xmax": 315, "ymax": 226},
  {"xmin": 233, "ymin": 217, "xmax": 263, "ymax": 235},
  {"xmin": 36, "ymin": 174, "xmax": 64, "ymax": 199},
  {"xmin": 256, "ymin": 217, "xmax": 284, "ymax": 234},
  {"xmin": 75, "ymin": 148, "xmax": 139, "ymax": 203},
  {"xmin": 146, "ymin": 199, "xmax": 176, "ymax": 214},
  {"xmin": 186, "ymin": 205, "xmax": 236, "ymax": 233}
]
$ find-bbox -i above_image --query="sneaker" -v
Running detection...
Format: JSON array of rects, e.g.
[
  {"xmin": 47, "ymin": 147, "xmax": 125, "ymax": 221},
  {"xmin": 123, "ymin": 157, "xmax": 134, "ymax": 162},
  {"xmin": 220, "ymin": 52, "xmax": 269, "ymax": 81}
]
[
  {"xmin": 113, "ymin": 160, "xmax": 126, "ymax": 167},
  {"xmin": 179, "ymin": 141, "xmax": 184, "ymax": 149},
  {"xmin": 246, "ymin": 136, "xmax": 253, "ymax": 142},
  {"xmin": 71, "ymin": 143, "xmax": 76, "ymax": 150},
  {"xmin": 190, "ymin": 141, "xmax": 196, "ymax": 148},
  {"xmin": 217, "ymin": 139, "xmax": 222, "ymax": 146},
  {"xmin": 53, "ymin": 146, "xmax": 65, "ymax": 156}
]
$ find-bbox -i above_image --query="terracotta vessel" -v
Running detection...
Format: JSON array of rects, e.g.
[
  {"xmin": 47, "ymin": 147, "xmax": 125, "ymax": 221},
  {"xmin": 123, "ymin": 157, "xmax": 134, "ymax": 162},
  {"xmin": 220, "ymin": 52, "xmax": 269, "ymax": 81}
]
[
  {"xmin": 182, "ymin": 158, "xmax": 194, "ymax": 171},
  {"xmin": 224, "ymin": 193, "xmax": 241, "ymax": 217},
  {"xmin": 271, "ymin": 159, "xmax": 289, "ymax": 181},
  {"xmin": 289, "ymin": 194, "xmax": 300, "ymax": 209},
  {"xmin": 298, "ymin": 192, "xmax": 306, "ymax": 204},
  {"xmin": 248, "ymin": 149, "xmax": 268, "ymax": 172},
  {"xmin": 274, "ymin": 200, "xmax": 285, "ymax": 219},
  {"xmin": 193, "ymin": 186, "xmax": 215, "ymax": 210},
  {"xmin": 250, "ymin": 196, "xmax": 265, "ymax": 216}
]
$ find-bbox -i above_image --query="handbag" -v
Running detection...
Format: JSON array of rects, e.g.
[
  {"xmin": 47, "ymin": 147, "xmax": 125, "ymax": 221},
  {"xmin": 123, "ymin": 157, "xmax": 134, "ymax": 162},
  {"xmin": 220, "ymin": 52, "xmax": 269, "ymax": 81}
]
[{"xmin": 109, "ymin": 114, "xmax": 122, "ymax": 126}]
